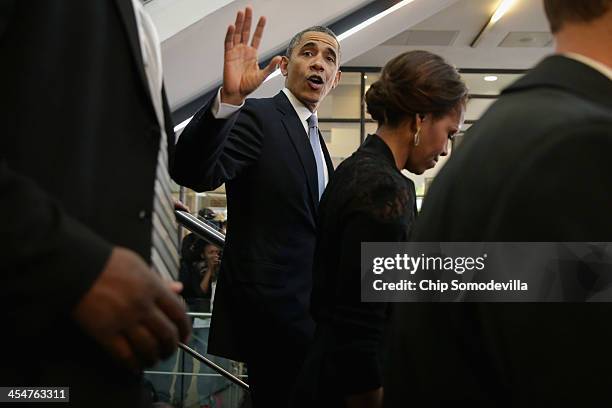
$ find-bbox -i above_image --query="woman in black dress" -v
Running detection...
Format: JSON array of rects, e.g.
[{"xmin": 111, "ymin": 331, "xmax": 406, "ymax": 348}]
[{"xmin": 293, "ymin": 50, "xmax": 468, "ymax": 407}]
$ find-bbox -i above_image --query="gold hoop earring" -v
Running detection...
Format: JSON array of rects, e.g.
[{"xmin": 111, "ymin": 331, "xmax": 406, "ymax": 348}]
[{"xmin": 413, "ymin": 127, "xmax": 421, "ymax": 146}]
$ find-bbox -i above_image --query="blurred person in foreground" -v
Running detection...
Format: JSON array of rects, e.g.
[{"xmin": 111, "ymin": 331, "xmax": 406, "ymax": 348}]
[
  {"xmin": 0, "ymin": 1, "xmax": 190, "ymax": 406},
  {"xmin": 385, "ymin": 1, "xmax": 612, "ymax": 406},
  {"xmin": 171, "ymin": 7, "xmax": 341, "ymax": 407},
  {"xmin": 292, "ymin": 50, "xmax": 467, "ymax": 408}
]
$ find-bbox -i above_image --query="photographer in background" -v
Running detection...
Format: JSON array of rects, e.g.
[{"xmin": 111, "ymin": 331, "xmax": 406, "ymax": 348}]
[{"xmin": 179, "ymin": 208, "xmax": 223, "ymax": 313}]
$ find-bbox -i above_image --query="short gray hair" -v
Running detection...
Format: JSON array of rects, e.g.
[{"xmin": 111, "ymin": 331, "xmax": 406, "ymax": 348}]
[{"xmin": 285, "ymin": 26, "xmax": 340, "ymax": 58}]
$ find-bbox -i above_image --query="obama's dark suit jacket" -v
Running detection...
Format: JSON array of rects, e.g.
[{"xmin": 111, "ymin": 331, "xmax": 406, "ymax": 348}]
[{"xmin": 172, "ymin": 91, "xmax": 334, "ymax": 397}]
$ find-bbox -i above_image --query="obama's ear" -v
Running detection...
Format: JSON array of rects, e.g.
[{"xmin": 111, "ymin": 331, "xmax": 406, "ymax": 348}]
[{"xmin": 280, "ymin": 56, "xmax": 290, "ymax": 77}]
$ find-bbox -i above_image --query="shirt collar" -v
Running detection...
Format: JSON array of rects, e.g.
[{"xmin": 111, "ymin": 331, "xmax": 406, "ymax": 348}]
[
  {"xmin": 562, "ymin": 52, "xmax": 612, "ymax": 81},
  {"xmin": 282, "ymin": 88, "xmax": 316, "ymax": 125}
]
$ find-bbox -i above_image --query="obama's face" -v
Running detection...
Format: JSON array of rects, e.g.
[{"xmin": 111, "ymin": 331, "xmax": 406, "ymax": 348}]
[{"xmin": 281, "ymin": 31, "xmax": 342, "ymax": 112}]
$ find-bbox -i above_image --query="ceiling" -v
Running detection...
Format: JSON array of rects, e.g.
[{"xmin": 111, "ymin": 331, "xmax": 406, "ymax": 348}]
[
  {"xmin": 342, "ymin": 0, "xmax": 555, "ymax": 131},
  {"xmin": 147, "ymin": 0, "xmax": 556, "ymax": 124},
  {"xmin": 460, "ymin": 72, "xmax": 524, "ymax": 95},
  {"xmin": 151, "ymin": 0, "xmax": 374, "ymax": 109},
  {"xmin": 150, "ymin": 0, "xmax": 471, "ymax": 111},
  {"xmin": 347, "ymin": 0, "xmax": 554, "ymax": 69}
]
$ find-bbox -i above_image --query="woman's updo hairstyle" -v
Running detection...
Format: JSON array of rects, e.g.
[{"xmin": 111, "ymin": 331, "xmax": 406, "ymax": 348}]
[{"xmin": 365, "ymin": 50, "xmax": 468, "ymax": 127}]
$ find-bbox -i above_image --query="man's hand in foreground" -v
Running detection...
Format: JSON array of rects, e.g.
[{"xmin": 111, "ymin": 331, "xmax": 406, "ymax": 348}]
[{"xmin": 74, "ymin": 247, "xmax": 191, "ymax": 371}]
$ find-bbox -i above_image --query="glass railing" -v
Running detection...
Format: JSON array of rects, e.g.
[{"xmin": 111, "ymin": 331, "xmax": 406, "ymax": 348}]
[
  {"xmin": 144, "ymin": 312, "xmax": 249, "ymax": 408},
  {"xmin": 150, "ymin": 211, "xmax": 248, "ymax": 406}
]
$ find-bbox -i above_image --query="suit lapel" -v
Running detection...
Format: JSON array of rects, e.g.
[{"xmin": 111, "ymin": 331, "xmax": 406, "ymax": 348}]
[
  {"xmin": 114, "ymin": 0, "xmax": 154, "ymax": 104},
  {"xmin": 275, "ymin": 93, "xmax": 320, "ymax": 211}
]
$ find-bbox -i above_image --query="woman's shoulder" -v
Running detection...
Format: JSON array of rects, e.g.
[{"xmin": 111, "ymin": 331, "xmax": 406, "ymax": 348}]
[
  {"xmin": 337, "ymin": 147, "xmax": 412, "ymax": 190},
  {"xmin": 332, "ymin": 154, "xmax": 415, "ymax": 222}
]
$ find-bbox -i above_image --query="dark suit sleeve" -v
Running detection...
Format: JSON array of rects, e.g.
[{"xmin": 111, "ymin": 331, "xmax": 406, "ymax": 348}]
[
  {"xmin": 171, "ymin": 91, "xmax": 264, "ymax": 192},
  {"xmin": 331, "ymin": 211, "xmax": 409, "ymax": 395},
  {"xmin": 486, "ymin": 122, "xmax": 612, "ymax": 240},
  {"xmin": 0, "ymin": 0, "xmax": 15, "ymax": 39},
  {"xmin": 0, "ymin": 160, "xmax": 112, "ymax": 337}
]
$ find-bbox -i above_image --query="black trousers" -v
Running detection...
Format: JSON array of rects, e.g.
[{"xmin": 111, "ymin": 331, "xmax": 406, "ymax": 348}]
[{"xmin": 248, "ymin": 349, "xmax": 307, "ymax": 408}]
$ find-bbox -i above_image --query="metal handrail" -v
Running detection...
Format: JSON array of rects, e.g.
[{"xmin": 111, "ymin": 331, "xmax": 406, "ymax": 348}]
[
  {"xmin": 174, "ymin": 210, "xmax": 249, "ymax": 390},
  {"xmin": 175, "ymin": 210, "xmax": 225, "ymax": 248},
  {"xmin": 178, "ymin": 343, "xmax": 249, "ymax": 391},
  {"xmin": 187, "ymin": 312, "xmax": 212, "ymax": 318}
]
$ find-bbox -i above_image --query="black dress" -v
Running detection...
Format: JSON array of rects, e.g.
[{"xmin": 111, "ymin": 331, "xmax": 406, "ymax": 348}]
[{"xmin": 293, "ymin": 134, "xmax": 417, "ymax": 407}]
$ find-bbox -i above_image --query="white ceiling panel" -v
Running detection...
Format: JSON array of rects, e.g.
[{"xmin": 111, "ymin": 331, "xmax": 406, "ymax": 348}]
[
  {"xmin": 347, "ymin": 0, "xmax": 554, "ymax": 70},
  {"xmin": 498, "ymin": 31, "xmax": 554, "ymax": 47}
]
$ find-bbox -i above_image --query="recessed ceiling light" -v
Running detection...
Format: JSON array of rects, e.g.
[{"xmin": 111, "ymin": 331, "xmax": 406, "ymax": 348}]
[{"xmin": 484, "ymin": 75, "xmax": 498, "ymax": 82}]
